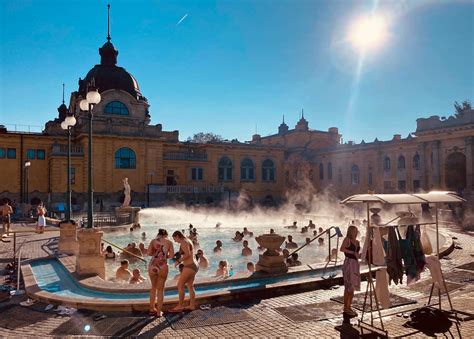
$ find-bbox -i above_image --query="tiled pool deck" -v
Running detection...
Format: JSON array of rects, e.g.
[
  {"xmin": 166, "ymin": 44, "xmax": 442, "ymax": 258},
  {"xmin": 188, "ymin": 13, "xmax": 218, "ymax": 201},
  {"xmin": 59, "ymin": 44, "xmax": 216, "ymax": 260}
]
[{"xmin": 1, "ymin": 223, "xmax": 473, "ymax": 338}]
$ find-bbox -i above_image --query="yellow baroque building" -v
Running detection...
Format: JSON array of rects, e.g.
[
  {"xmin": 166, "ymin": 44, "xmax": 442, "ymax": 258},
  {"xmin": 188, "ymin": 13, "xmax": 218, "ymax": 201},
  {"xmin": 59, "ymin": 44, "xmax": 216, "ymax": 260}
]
[{"xmin": 0, "ymin": 35, "xmax": 472, "ymax": 212}]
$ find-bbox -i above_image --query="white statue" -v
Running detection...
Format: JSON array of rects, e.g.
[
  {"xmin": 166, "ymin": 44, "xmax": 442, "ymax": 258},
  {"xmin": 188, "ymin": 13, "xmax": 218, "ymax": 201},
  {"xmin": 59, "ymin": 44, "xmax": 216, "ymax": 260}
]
[{"xmin": 122, "ymin": 178, "xmax": 131, "ymax": 207}]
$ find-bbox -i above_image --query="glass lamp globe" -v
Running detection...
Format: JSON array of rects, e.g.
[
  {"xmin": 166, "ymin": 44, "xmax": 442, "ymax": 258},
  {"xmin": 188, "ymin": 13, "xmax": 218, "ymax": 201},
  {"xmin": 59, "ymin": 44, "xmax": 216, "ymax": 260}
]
[
  {"xmin": 86, "ymin": 90, "xmax": 101, "ymax": 105},
  {"xmin": 65, "ymin": 115, "xmax": 77, "ymax": 127},
  {"xmin": 79, "ymin": 99, "xmax": 89, "ymax": 111},
  {"xmin": 61, "ymin": 121, "xmax": 67, "ymax": 130}
]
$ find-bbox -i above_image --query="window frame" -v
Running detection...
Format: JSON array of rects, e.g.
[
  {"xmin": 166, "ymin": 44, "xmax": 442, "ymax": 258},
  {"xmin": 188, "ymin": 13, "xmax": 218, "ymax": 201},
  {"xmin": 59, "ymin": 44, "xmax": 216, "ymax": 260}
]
[
  {"xmin": 114, "ymin": 147, "xmax": 136, "ymax": 169},
  {"xmin": 7, "ymin": 148, "xmax": 16, "ymax": 159},
  {"xmin": 351, "ymin": 164, "xmax": 360, "ymax": 185},
  {"xmin": 0, "ymin": 148, "xmax": 5, "ymax": 159},
  {"xmin": 104, "ymin": 101, "xmax": 130, "ymax": 116},
  {"xmin": 383, "ymin": 156, "xmax": 391, "ymax": 172},
  {"xmin": 262, "ymin": 159, "xmax": 275, "ymax": 182},
  {"xmin": 218, "ymin": 156, "xmax": 233, "ymax": 181},
  {"xmin": 191, "ymin": 167, "xmax": 204, "ymax": 181},
  {"xmin": 240, "ymin": 158, "xmax": 255, "ymax": 181}
]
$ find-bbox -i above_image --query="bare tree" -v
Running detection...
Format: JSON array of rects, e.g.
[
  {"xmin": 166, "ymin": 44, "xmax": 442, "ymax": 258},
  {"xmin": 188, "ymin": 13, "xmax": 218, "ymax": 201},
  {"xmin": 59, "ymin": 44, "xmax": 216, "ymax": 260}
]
[{"xmin": 187, "ymin": 132, "xmax": 224, "ymax": 143}]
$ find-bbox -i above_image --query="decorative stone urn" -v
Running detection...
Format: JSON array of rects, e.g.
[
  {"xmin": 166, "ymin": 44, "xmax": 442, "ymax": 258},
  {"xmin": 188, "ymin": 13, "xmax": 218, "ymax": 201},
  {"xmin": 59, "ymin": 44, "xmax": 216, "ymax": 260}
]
[
  {"xmin": 76, "ymin": 228, "xmax": 105, "ymax": 279},
  {"xmin": 58, "ymin": 220, "xmax": 79, "ymax": 255},
  {"xmin": 255, "ymin": 233, "xmax": 288, "ymax": 274},
  {"xmin": 115, "ymin": 206, "xmax": 141, "ymax": 226}
]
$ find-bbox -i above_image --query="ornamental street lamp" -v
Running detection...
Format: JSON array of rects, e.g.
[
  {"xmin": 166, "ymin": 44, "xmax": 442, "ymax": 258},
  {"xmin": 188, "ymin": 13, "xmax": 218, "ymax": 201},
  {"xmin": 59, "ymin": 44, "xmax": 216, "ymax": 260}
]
[
  {"xmin": 24, "ymin": 161, "xmax": 31, "ymax": 204},
  {"xmin": 79, "ymin": 81, "xmax": 101, "ymax": 228},
  {"xmin": 61, "ymin": 113, "xmax": 77, "ymax": 221}
]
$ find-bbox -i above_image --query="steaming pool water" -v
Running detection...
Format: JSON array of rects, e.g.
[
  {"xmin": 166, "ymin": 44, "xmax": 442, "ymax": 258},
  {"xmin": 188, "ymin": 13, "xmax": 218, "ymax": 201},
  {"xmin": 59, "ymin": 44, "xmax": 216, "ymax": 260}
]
[{"xmin": 103, "ymin": 207, "xmax": 345, "ymax": 281}]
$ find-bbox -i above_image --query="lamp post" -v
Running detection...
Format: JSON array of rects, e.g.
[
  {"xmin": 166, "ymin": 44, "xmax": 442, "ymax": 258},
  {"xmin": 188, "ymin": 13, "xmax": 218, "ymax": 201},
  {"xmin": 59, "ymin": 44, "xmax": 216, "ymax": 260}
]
[
  {"xmin": 61, "ymin": 114, "xmax": 77, "ymax": 221},
  {"xmin": 79, "ymin": 83, "xmax": 101, "ymax": 228},
  {"xmin": 24, "ymin": 161, "xmax": 31, "ymax": 204}
]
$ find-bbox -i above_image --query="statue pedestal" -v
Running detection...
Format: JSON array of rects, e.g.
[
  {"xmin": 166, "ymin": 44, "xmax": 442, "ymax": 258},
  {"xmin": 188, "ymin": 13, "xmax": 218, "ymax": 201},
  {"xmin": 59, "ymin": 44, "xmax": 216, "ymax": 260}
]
[
  {"xmin": 76, "ymin": 228, "xmax": 105, "ymax": 279},
  {"xmin": 58, "ymin": 220, "xmax": 79, "ymax": 255},
  {"xmin": 256, "ymin": 254, "xmax": 288, "ymax": 274},
  {"xmin": 115, "ymin": 206, "xmax": 141, "ymax": 225},
  {"xmin": 255, "ymin": 233, "xmax": 288, "ymax": 274}
]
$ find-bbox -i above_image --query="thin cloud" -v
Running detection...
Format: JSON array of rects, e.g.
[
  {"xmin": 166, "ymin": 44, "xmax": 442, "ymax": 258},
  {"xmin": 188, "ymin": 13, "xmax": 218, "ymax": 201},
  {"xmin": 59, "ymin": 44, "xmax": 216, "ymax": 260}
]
[{"xmin": 176, "ymin": 14, "xmax": 188, "ymax": 26}]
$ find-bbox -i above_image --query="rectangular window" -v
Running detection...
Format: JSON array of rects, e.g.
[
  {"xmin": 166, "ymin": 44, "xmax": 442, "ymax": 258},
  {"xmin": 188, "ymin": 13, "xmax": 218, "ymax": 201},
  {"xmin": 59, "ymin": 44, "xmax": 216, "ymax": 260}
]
[
  {"xmin": 191, "ymin": 167, "xmax": 203, "ymax": 181},
  {"xmin": 7, "ymin": 148, "xmax": 16, "ymax": 159},
  {"xmin": 398, "ymin": 180, "xmax": 406, "ymax": 192},
  {"xmin": 0, "ymin": 148, "xmax": 5, "ymax": 158},
  {"xmin": 368, "ymin": 172, "xmax": 373, "ymax": 186},
  {"xmin": 27, "ymin": 149, "xmax": 36, "ymax": 159},
  {"xmin": 413, "ymin": 180, "xmax": 421, "ymax": 192},
  {"xmin": 71, "ymin": 167, "xmax": 76, "ymax": 185},
  {"xmin": 36, "ymin": 149, "xmax": 45, "ymax": 160}
]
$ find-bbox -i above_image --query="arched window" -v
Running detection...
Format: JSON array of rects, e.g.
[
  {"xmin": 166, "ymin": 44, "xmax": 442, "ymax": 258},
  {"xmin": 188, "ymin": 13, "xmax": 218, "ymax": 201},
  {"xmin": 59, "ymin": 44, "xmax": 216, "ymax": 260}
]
[
  {"xmin": 327, "ymin": 162, "xmax": 333, "ymax": 180},
  {"xmin": 383, "ymin": 156, "xmax": 391, "ymax": 172},
  {"xmin": 104, "ymin": 101, "xmax": 129, "ymax": 115},
  {"xmin": 218, "ymin": 156, "xmax": 232, "ymax": 181},
  {"xmin": 351, "ymin": 164, "xmax": 360, "ymax": 185},
  {"xmin": 262, "ymin": 159, "xmax": 275, "ymax": 181},
  {"xmin": 115, "ymin": 147, "xmax": 136, "ymax": 169},
  {"xmin": 240, "ymin": 158, "xmax": 255, "ymax": 180},
  {"xmin": 319, "ymin": 163, "xmax": 324, "ymax": 180},
  {"xmin": 413, "ymin": 154, "xmax": 420, "ymax": 170},
  {"xmin": 398, "ymin": 155, "xmax": 406, "ymax": 169}
]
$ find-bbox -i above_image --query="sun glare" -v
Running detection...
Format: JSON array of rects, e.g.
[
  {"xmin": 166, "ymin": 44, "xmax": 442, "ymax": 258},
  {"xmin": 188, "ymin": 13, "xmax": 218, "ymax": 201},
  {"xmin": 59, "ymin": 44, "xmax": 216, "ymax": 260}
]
[{"xmin": 349, "ymin": 14, "xmax": 388, "ymax": 51}]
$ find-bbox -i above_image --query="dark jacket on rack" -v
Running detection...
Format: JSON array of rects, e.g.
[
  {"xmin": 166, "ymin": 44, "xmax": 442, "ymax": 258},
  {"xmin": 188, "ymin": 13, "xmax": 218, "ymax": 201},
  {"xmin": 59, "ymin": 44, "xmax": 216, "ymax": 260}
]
[{"xmin": 386, "ymin": 227, "xmax": 403, "ymax": 285}]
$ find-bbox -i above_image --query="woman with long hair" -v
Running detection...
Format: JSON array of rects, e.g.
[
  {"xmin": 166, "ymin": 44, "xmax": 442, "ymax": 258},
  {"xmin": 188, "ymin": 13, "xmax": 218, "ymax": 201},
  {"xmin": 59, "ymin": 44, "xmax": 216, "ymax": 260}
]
[
  {"xmin": 36, "ymin": 203, "xmax": 46, "ymax": 234},
  {"xmin": 340, "ymin": 225, "xmax": 361, "ymax": 317},
  {"xmin": 169, "ymin": 230, "xmax": 198, "ymax": 312},
  {"xmin": 147, "ymin": 228, "xmax": 174, "ymax": 316}
]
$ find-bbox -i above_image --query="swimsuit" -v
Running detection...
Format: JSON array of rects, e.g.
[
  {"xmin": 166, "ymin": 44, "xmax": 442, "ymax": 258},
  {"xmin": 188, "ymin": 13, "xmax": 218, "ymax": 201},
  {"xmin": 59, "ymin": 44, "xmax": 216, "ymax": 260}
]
[
  {"xmin": 180, "ymin": 241, "xmax": 199, "ymax": 273},
  {"xmin": 148, "ymin": 240, "xmax": 168, "ymax": 275}
]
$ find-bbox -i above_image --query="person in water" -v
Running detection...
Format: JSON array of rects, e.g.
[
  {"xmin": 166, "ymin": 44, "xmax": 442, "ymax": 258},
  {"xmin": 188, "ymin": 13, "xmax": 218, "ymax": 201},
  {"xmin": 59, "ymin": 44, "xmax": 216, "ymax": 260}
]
[
  {"xmin": 130, "ymin": 268, "xmax": 145, "ymax": 284},
  {"xmin": 116, "ymin": 260, "xmax": 132, "ymax": 282},
  {"xmin": 104, "ymin": 245, "xmax": 116, "ymax": 260},
  {"xmin": 196, "ymin": 249, "xmax": 209, "ymax": 269},
  {"xmin": 214, "ymin": 240, "xmax": 223, "ymax": 253},
  {"xmin": 247, "ymin": 262, "xmax": 255, "ymax": 273},
  {"xmin": 169, "ymin": 230, "xmax": 198, "ymax": 312},
  {"xmin": 216, "ymin": 260, "xmax": 229, "ymax": 277},
  {"xmin": 285, "ymin": 235, "xmax": 298, "ymax": 249},
  {"xmin": 232, "ymin": 231, "xmax": 244, "ymax": 241},
  {"xmin": 242, "ymin": 240, "xmax": 252, "ymax": 256},
  {"xmin": 146, "ymin": 228, "xmax": 174, "ymax": 317},
  {"xmin": 340, "ymin": 225, "xmax": 361, "ymax": 317},
  {"xmin": 308, "ymin": 220, "xmax": 316, "ymax": 229}
]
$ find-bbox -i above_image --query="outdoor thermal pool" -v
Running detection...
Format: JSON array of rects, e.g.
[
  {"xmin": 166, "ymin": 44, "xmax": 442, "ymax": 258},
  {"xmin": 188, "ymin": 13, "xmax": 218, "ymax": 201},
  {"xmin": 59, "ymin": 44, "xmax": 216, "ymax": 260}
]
[{"xmin": 102, "ymin": 207, "xmax": 342, "ymax": 281}]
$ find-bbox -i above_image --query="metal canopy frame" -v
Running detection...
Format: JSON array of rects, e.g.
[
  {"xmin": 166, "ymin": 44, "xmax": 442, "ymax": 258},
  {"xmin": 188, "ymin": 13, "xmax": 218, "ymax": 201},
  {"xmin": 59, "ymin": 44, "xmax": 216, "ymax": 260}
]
[{"xmin": 340, "ymin": 191, "xmax": 465, "ymax": 337}]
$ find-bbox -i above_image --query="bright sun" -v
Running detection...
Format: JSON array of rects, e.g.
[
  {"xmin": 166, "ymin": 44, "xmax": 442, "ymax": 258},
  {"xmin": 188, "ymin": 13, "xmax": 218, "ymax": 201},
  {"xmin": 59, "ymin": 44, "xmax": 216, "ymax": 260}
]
[{"xmin": 349, "ymin": 15, "xmax": 388, "ymax": 51}]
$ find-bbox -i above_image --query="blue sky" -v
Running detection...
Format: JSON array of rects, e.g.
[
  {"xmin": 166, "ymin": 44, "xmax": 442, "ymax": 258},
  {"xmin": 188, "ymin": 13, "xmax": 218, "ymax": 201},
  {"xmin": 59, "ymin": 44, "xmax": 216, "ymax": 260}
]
[{"xmin": 1, "ymin": 0, "xmax": 473, "ymax": 143}]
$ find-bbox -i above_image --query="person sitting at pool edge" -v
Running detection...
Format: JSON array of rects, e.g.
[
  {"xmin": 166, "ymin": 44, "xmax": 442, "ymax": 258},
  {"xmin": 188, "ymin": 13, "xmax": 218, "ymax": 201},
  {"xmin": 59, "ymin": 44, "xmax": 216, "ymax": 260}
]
[
  {"xmin": 130, "ymin": 268, "xmax": 145, "ymax": 284},
  {"xmin": 214, "ymin": 240, "xmax": 223, "ymax": 253},
  {"xmin": 216, "ymin": 260, "xmax": 229, "ymax": 277},
  {"xmin": 242, "ymin": 240, "xmax": 252, "ymax": 256},
  {"xmin": 116, "ymin": 260, "xmax": 132, "ymax": 282},
  {"xmin": 285, "ymin": 235, "xmax": 298, "ymax": 249}
]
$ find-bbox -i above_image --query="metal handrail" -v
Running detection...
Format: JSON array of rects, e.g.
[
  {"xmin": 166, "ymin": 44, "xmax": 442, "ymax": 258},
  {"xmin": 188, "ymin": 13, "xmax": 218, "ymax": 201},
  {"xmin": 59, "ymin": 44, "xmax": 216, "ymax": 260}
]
[
  {"xmin": 289, "ymin": 226, "xmax": 341, "ymax": 256},
  {"xmin": 102, "ymin": 238, "xmax": 146, "ymax": 263}
]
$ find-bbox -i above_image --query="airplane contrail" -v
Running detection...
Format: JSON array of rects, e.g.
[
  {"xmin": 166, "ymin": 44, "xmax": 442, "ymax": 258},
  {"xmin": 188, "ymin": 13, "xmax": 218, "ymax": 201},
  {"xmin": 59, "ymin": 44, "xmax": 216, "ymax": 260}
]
[{"xmin": 176, "ymin": 14, "xmax": 188, "ymax": 26}]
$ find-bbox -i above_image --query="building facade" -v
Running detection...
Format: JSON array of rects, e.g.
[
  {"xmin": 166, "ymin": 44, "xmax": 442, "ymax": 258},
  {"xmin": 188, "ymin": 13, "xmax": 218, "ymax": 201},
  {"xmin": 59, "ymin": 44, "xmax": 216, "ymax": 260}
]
[{"xmin": 0, "ymin": 35, "xmax": 472, "ymax": 211}]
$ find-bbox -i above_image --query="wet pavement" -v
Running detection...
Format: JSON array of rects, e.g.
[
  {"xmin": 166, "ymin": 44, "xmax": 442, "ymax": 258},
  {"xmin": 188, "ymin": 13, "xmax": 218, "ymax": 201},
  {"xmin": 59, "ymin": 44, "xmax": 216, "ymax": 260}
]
[{"xmin": 0, "ymin": 223, "xmax": 473, "ymax": 338}]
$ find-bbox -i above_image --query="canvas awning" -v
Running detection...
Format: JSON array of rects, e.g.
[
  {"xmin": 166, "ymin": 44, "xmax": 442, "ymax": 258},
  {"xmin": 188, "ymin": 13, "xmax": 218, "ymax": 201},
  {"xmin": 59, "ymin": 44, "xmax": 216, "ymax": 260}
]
[{"xmin": 341, "ymin": 191, "xmax": 465, "ymax": 205}]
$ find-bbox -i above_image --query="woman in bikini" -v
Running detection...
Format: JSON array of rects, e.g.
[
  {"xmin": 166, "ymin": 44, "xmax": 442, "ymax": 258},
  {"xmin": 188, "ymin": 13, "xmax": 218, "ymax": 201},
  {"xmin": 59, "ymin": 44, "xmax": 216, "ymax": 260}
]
[
  {"xmin": 147, "ymin": 228, "xmax": 174, "ymax": 316},
  {"xmin": 340, "ymin": 225, "xmax": 361, "ymax": 317},
  {"xmin": 169, "ymin": 230, "xmax": 198, "ymax": 312}
]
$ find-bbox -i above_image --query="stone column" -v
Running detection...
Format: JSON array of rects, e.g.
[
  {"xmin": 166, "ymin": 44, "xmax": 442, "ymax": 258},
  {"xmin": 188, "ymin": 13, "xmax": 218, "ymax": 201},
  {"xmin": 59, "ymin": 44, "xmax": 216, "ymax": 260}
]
[
  {"xmin": 76, "ymin": 228, "xmax": 105, "ymax": 279},
  {"xmin": 465, "ymin": 137, "xmax": 474, "ymax": 192},
  {"xmin": 58, "ymin": 220, "xmax": 79, "ymax": 255},
  {"xmin": 431, "ymin": 140, "xmax": 441, "ymax": 189}
]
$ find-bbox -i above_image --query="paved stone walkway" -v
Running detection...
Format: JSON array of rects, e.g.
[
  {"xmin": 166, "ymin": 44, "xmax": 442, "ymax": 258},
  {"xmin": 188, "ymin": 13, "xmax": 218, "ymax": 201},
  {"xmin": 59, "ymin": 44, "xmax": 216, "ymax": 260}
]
[{"xmin": 0, "ymin": 223, "xmax": 473, "ymax": 338}]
